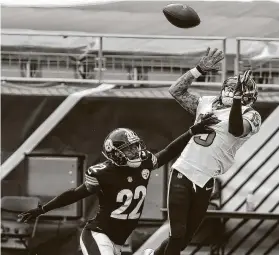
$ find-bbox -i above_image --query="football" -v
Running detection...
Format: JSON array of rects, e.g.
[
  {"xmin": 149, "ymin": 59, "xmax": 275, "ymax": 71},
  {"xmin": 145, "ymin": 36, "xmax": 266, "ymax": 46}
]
[{"xmin": 162, "ymin": 3, "xmax": 200, "ymax": 29}]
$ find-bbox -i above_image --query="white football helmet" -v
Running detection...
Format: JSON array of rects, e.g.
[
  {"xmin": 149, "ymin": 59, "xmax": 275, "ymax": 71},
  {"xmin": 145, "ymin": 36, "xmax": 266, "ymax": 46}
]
[{"xmin": 221, "ymin": 74, "xmax": 258, "ymax": 106}]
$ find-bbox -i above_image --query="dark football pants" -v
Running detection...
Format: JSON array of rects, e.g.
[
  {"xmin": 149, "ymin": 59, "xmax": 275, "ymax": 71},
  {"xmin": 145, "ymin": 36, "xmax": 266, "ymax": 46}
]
[{"xmin": 154, "ymin": 169, "xmax": 214, "ymax": 255}]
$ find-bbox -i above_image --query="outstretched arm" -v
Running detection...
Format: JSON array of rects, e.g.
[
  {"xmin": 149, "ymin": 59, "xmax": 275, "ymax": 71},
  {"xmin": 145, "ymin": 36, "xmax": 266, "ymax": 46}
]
[
  {"xmin": 169, "ymin": 71, "xmax": 200, "ymax": 116},
  {"xmin": 19, "ymin": 172, "xmax": 99, "ymax": 222},
  {"xmin": 155, "ymin": 113, "xmax": 220, "ymax": 168},
  {"xmin": 228, "ymin": 70, "xmax": 260, "ymax": 137},
  {"xmin": 169, "ymin": 47, "xmax": 224, "ymax": 116},
  {"xmin": 42, "ymin": 169, "xmax": 101, "ymax": 212},
  {"xmin": 41, "ymin": 184, "xmax": 94, "ymax": 212},
  {"xmin": 155, "ymin": 130, "xmax": 193, "ymax": 168}
]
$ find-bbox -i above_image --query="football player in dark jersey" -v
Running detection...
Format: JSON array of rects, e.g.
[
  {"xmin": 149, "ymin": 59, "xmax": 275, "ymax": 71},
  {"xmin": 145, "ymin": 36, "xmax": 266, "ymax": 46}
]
[{"xmin": 18, "ymin": 114, "xmax": 219, "ymax": 255}]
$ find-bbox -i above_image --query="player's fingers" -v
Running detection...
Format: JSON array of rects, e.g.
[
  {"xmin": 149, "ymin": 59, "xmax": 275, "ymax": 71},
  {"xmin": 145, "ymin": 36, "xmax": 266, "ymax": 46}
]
[
  {"xmin": 238, "ymin": 74, "xmax": 241, "ymax": 83},
  {"xmin": 211, "ymin": 64, "xmax": 221, "ymax": 72},
  {"xmin": 236, "ymin": 75, "xmax": 243, "ymax": 90},
  {"xmin": 202, "ymin": 112, "xmax": 214, "ymax": 119},
  {"xmin": 18, "ymin": 216, "xmax": 26, "ymax": 223},
  {"xmin": 202, "ymin": 116, "xmax": 218, "ymax": 125},
  {"xmin": 206, "ymin": 117, "xmax": 220, "ymax": 125},
  {"xmin": 213, "ymin": 53, "xmax": 224, "ymax": 64},
  {"xmin": 18, "ymin": 213, "xmax": 26, "ymax": 219},
  {"xmin": 201, "ymin": 114, "xmax": 216, "ymax": 122},
  {"xmin": 203, "ymin": 127, "xmax": 214, "ymax": 134},
  {"xmin": 18, "ymin": 213, "xmax": 30, "ymax": 222},
  {"xmin": 243, "ymin": 70, "xmax": 252, "ymax": 83},
  {"xmin": 24, "ymin": 215, "xmax": 33, "ymax": 223},
  {"xmin": 205, "ymin": 47, "xmax": 210, "ymax": 56},
  {"xmin": 209, "ymin": 48, "xmax": 218, "ymax": 57},
  {"xmin": 213, "ymin": 50, "xmax": 222, "ymax": 59}
]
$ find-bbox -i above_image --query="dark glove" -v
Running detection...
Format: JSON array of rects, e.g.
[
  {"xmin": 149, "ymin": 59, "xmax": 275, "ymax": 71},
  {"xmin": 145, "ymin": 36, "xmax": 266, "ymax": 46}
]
[
  {"xmin": 190, "ymin": 113, "xmax": 220, "ymax": 135},
  {"xmin": 234, "ymin": 70, "xmax": 252, "ymax": 99},
  {"xmin": 18, "ymin": 205, "xmax": 45, "ymax": 223},
  {"xmin": 196, "ymin": 47, "xmax": 224, "ymax": 75}
]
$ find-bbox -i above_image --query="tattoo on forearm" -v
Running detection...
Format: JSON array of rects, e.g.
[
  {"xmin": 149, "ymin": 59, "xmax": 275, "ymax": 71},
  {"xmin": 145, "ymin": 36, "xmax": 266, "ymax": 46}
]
[{"xmin": 169, "ymin": 71, "xmax": 200, "ymax": 115}]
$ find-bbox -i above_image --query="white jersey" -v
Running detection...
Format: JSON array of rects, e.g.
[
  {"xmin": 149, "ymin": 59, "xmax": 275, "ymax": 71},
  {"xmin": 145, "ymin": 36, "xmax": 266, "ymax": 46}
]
[{"xmin": 172, "ymin": 96, "xmax": 261, "ymax": 188}]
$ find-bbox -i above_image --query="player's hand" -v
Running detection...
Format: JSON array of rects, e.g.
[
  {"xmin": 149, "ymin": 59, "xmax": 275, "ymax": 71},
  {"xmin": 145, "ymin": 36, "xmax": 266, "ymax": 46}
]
[
  {"xmin": 190, "ymin": 113, "xmax": 220, "ymax": 135},
  {"xmin": 18, "ymin": 206, "xmax": 44, "ymax": 223},
  {"xmin": 234, "ymin": 70, "xmax": 252, "ymax": 99},
  {"xmin": 196, "ymin": 47, "xmax": 224, "ymax": 74}
]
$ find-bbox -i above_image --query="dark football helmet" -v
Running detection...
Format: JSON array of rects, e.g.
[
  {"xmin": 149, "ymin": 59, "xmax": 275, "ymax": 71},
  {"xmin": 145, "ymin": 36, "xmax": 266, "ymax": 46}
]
[
  {"xmin": 102, "ymin": 128, "xmax": 147, "ymax": 168},
  {"xmin": 221, "ymin": 74, "xmax": 258, "ymax": 106}
]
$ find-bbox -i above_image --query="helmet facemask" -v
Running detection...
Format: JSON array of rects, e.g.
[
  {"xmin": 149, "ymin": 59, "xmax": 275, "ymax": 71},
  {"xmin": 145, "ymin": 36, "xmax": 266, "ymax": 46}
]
[{"xmin": 120, "ymin": 142, "xmax": 146, "ymax": 168}]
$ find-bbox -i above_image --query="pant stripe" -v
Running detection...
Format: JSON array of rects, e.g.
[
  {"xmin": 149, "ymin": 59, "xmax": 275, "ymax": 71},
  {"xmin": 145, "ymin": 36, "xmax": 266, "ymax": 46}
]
[
  {"xmin": 167, "ymin": 168, "xmax": 174, "ymax": 236},
  {"xmin": 80, "ymin": 229, "xmax": 102, "ymax": 255}
]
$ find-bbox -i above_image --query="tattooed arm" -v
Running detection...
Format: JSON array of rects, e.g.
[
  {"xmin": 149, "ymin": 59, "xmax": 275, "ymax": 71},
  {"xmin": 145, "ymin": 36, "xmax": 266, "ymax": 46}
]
[
  {"xmin": 169, "ymin": 71, "xmax": 200, "ymax": 116},
  {"xmin": 169, "ymin": 47, "xmax": 224, "ymax": 116}
]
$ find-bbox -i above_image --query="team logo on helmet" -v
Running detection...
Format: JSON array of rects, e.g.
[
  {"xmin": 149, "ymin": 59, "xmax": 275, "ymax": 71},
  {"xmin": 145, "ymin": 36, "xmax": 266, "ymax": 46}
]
[
  {"xmin": 104, "ymin": 139, "xmax": 113, "ymax": 152},
  {"xmin": 125, "ymin": 130, "xmax": 139, "ymax": 143},
  {"xmin": 141, "ymin": 169, "xmax": 150, "ymax": 180}
]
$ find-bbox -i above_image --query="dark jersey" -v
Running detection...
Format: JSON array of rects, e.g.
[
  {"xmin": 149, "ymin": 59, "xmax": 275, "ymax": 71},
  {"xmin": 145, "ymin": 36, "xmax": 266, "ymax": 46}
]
[{"xmin": 84, "ymin": 151, "xmax": 158, "ymax": 245}]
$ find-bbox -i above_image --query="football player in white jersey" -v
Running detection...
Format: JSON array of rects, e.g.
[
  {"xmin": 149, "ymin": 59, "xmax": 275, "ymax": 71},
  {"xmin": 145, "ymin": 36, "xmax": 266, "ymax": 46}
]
[{"xmin": 145, "ymin": 48, "xmax": 261, "ymax": 255}]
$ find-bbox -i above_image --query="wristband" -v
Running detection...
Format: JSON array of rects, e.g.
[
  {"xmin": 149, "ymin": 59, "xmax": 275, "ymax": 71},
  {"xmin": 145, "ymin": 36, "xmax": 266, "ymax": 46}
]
[
  {"xmin": 196, "ymin": 65, "xmax": 206, "ymax": 75},
  {"xmin": 190, "ymin": 67, "xmax": 202, "ymax": 79}
]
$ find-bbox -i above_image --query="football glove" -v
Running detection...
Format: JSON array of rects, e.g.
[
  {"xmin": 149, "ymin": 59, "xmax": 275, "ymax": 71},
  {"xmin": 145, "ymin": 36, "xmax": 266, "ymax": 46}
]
[
  {"xmin": 234, "ymin": 70, "xmax": 252, "ymax": 99},
  {"xmin": 190, "ymin": 113, "xmax": 220, "ymax": 135},
  {"xmin": 18, "ymin": 205, "xmax": 45, "ymax": 223},
  {"xmin": 196, "ymin": 47, "xmax": 224, "ymax": 74}
]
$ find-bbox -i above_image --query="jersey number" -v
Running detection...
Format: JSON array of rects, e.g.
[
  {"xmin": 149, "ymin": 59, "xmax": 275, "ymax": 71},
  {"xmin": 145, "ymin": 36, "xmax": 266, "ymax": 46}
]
[
  {"xmin": 110, "ymin": 186, "xmax": 147, "ymax": 220},
  {"xmin": 87, "ymin": 163, "xmax": 106, "ymax": 175},
  {"xmin": 193, "ymin": 114, "xmax": 216, "ymax": 147}
]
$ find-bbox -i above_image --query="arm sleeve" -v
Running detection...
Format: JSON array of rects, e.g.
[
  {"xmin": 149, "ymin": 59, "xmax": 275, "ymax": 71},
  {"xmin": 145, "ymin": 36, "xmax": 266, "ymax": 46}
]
[
  {"xmin": 42, "ymin": 184, "xmax": 92, "ymax": 213},
  {"xmin": 228, "ymin": 99, "xmax": 244, "ymax": 137},
  {"xmin": 155, "ymin": 131, "xmax": 192, "ymax": 168},
  {"xmin": 41, "ymin": 165, "xmax": 104, "ymax": 213}
]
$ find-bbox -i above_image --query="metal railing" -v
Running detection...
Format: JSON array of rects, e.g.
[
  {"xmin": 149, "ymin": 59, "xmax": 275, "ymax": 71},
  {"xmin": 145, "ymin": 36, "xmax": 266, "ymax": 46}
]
[
  {"xmin": 1, "ymin": 31, "xmax": 228, "ymax": 86},
  {"xmin": 236, "ymin": 37, "xmax": 279, "ymax": 85},
  {"xmin": 1, "ymin": 31, "xmax": 279, "ymax": 89}
]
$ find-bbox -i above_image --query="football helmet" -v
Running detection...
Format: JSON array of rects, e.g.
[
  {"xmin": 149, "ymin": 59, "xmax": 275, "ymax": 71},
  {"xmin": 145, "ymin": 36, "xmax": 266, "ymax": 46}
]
[
  {"xmin": 102, "ymin": 128, "xmax": 147, "ymax": 168},
  {"xmin": 221, "ymin": 74, "xmax": 258, "ymax": 106}
]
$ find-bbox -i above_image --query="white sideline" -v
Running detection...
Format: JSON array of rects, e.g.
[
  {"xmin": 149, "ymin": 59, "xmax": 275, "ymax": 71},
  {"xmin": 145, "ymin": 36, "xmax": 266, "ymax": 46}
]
[{"xmin": 0, "ymin": 83, "xmax": 115, "ymax": 180}]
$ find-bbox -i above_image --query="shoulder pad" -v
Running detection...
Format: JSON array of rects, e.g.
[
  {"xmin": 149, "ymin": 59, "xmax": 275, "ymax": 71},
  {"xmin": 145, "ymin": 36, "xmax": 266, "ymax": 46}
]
[
  {"xmin": 242, "ymin": 109, "xmax": 261, "ymax": 134},
  {"xmin": 84, "ymin": 162, "xmax": 112, "ymax": 189}
]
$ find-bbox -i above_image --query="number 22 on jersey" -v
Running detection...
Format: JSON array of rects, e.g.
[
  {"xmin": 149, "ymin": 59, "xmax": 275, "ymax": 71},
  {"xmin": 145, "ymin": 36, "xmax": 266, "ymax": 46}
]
[
  {"xmin": 111, "ymin": 186, "xmax": 147, "ymax": 220},
  {"xmin": 194, "ymin": 114, "xmax": 216, "ymax": 147}
]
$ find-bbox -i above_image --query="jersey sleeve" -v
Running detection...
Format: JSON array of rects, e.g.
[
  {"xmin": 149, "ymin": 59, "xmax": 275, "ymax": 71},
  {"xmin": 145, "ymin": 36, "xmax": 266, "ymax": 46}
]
[
  {"xmin": 242, "ymin": 109, "xmax": 261, "ymax": 135},
  {"xmin": 84, "ymin": 164, "xmax": 105, "ymax": 192}
]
